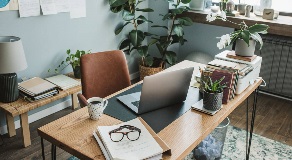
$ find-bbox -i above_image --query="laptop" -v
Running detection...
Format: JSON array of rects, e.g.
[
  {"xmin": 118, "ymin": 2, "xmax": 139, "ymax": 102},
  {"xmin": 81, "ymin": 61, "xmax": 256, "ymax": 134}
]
[{"xmin": 117, "ymin": 67, "xmax": 194, "ymax": 114}]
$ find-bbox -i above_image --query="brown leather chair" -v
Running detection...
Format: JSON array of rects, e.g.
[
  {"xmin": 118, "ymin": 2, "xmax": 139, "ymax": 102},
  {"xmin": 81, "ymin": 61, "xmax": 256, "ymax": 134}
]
[{"xmin": 77, "ymin": 50, "xmax": 131, "ymax": 108}]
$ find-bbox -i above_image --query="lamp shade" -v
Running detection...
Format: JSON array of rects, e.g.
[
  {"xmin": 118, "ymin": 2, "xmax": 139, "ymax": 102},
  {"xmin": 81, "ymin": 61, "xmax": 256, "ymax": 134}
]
[{"xmin": 0, "ymin": 36, "xmax": 27, "ymax": 73}]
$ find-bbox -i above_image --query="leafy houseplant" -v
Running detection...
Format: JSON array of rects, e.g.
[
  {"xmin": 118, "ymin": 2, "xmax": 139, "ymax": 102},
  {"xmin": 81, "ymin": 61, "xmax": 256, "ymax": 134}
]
[
  {"xmin": 109, "ymin": 0, "xmax": 155, "ymax": 67},
  {"xmin": 201, "ymin": 76, "xmax": 227, "ymax": 111},
  {"xmin": 49, "ymin": 49, "xmax": 90, "ymax": 79},
  {"xmin": 206, "ymin": 12, "xmax": 269, "ymax": 56},
  {"xmin": 151, "ymin": 0, "xmax": 193, "ymax": 66}
]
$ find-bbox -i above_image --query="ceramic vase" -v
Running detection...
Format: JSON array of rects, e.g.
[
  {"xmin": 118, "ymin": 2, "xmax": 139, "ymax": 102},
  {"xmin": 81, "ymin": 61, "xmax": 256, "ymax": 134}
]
[
  {"xmin": 235, "ymin": 39, "xmax": 256, "ymax": 57},
  {"xmin": 73, "ymin": 66, "xmax": 81, "ymax": 79},
  {"xmin": 203, "ymin": 91, "xmax": 223, "ymax": 111},
  {"xmin": 189, "ymin": 0, "xmax": 205, "ymax": 11}
]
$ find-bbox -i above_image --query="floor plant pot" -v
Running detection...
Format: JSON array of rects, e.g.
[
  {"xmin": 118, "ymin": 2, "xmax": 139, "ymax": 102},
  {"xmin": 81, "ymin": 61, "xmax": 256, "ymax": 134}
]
[
  {"xmin": 235, "ymin": 39, "xmax": 256, "ymax": 57},
  {"xmin": 203, "ymin": 91, "xmax": 223, "ymax": 111},
  {"xmin": 73, "ymin": 66, "xmax": 81, "ymax": 79},
  {"xmin": 139, "ymin": 65, "xmax": 164, "ymax": 80}
]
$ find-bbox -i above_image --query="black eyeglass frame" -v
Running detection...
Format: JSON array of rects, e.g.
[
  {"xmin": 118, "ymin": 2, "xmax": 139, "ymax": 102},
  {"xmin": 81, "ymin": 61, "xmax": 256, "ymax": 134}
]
[{"xmin": 108, "ymin": 125, "xmax": 141, "ymax": 142}]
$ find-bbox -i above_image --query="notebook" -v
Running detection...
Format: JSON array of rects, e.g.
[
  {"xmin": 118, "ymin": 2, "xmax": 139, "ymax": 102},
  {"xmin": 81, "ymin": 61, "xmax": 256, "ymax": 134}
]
[
  {"xmin": 18, "ymin": 77, "xmax": 58, "ymax": 97},
  {"xmin": 95, "ymin": 118, "xmax": 170, "ymax": 160},
  {"xmin": 45, "ymin": 75, "xmax": 80, "ymax": 90},
  {"xmin": 191, "ymin": 99, "xmax": 222, "ymax": 116},
  {"xmin": 227, "ymin": 51, "xmax": 257, "ymax": 62}
]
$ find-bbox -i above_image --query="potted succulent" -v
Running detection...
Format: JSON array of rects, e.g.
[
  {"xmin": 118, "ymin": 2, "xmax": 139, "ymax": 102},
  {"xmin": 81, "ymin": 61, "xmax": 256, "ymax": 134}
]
[
  {"xmin": 48, "ymin": 49, "xmax": 90, "ymax": 79},
  {"xmin": 201, "ymin": 76, "xmax": 227, "ymax": 111},
  {"xmin": 206, "ymin": 11, "xmax": 269, "ymax": 56},
  {"xmin": 108, "ymin": 0, "xmax": 157, "ymax": 80}
]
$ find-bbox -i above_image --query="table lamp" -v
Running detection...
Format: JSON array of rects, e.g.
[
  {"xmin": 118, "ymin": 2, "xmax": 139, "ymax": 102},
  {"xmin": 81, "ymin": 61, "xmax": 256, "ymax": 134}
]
[{"xmin": 0, "ymin": 36, "xmax": 27, "ymax": 103}]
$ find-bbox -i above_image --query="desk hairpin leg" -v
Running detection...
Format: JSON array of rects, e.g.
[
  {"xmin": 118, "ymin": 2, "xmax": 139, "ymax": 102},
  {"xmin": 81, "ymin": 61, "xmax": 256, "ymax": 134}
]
[
  {"xmin": 246, "ymin": 87, "xmax": 259, "ymax": 160},
  {"xmin": 41, "ymin": 137, "xmax": 45, "ymax": 160},
  {"xmin": 51, "ymin": 144, "xmax": 57, "ymax": 160}
]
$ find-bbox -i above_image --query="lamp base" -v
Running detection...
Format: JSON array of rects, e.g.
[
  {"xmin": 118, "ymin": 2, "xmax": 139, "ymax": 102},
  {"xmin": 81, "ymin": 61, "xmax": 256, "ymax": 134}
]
[{"xmin": 0, "ymin": 73, "xmax": 19, "ymax": 103}]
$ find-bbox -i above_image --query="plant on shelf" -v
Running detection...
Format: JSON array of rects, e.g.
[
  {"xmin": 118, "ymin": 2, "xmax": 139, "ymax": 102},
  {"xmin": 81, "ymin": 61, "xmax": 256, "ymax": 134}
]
[
  {"xmin": 150, "ymin": 0, "xmax": 193, "ymax": 66},
  {"xmin": 206, "ymin": 11, "xmax": 269, "ymax": 56},
  {"xmin": 108, "ymin": 0, "xmax": 155, "ymax": 67},
  {"xmin": 201, "ymin": 76, "xmax": 227, "ymax": 111},
  {"xmin": 48, "ymin": 49, "xmax": 91, "ymax": 79}
]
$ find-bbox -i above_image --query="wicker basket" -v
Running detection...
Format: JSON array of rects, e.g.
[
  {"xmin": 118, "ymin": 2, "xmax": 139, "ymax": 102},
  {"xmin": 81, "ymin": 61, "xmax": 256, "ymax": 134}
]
[{"xmin": 139, "ymin": 64, "xmax": 164, "ymax": 80}]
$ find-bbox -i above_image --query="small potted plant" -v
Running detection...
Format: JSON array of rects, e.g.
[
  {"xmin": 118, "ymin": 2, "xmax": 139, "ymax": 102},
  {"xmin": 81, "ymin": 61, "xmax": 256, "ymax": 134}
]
[
  {"xmin": 201, "ymin": 76, "xmax": 227, "ymax": 111},
  {"xmin": 48, "ymin": 49, "xmax": 90, "ymax": 79},
  {"xmin": 206, "ymin": 11, "xmax": 269, "ymax": 56}
]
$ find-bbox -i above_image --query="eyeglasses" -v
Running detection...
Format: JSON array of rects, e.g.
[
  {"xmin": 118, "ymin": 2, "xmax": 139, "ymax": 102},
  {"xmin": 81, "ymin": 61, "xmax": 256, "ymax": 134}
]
[{"xmin": 109, "ymin": 125, "xmax": 141, "ymax": 142}]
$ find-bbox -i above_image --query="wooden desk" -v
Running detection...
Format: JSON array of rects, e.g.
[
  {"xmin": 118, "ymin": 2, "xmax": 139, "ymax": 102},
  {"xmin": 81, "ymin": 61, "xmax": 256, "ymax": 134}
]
[
  {"xmin": 0, "ymin": 75, "xmax": 81, "ymax": 147},
  {"xmin": 38, "ymin": 61, "xmax": 262, "ymax": 160}
]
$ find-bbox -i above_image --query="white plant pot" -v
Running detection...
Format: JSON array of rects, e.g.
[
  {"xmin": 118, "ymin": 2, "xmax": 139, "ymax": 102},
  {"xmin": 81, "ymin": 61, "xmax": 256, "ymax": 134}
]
[
  {"xmin": 189, "ymin": 0, "xmax": 205, "ymax": 11},
  {"xmin": 235, "ymin": 39, "xmax": 256, "ymax": 57}
]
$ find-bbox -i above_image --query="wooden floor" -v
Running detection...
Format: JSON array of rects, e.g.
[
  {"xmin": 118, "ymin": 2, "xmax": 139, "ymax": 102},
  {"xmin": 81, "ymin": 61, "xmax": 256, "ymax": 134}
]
[{"xmin": 0, "ymin": 93, "xmax": 291, "ymax": 160}]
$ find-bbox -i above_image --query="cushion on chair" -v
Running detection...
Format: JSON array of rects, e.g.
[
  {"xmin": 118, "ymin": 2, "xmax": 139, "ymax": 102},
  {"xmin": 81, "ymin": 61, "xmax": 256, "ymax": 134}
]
[{"xmin": 80, "ymin": 50, "xmax": 131, "ymax": 99}]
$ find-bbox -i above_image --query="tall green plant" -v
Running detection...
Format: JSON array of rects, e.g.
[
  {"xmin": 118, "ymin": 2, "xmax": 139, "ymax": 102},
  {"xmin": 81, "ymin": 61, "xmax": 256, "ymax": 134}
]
[
  {"xmin": 150, "ymin": 0, "xmax": 193, "ymax": 66},
  {"xmin": 109, "ymin": 0, "xmax": 155, "ymax": 67}
]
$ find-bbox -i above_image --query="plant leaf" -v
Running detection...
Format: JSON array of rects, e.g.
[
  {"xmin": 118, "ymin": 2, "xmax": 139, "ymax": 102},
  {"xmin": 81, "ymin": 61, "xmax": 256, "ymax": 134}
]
[
  {"xmin": 251, "ymin": 32, "xmax": 264, "ymax": 49},
  {"xmin": 151, "ymin": 25, "xmax": 168, "ymax": 30},
  {"xmin": 109, "ymin": 0, "xmax": 128, "ymax": 7},
  {"xmin": 248, "ymin": 24, "xmax": 269, "ymax": 34},
  {"xmin": 173, "ymin": 24, "xmax": 184, "ymax": 37},
  {"xmin": 165, "ymin": 51, "xmax": 177, "ymax": 65},
  {"xmin": 145, "ymin": 56, "xmax": 154, "ymax": 67},
  {"xmin": 156, "ymin": 43, "xmax": 164, "ymax": 55},
  {"xmin": 115, "ymin": 22, "xmax": 130, "ymax": 35},
  {"xmin": 110, "ymin": 6, "xmax": 123, "ymax": 13},
  {"xmin": 181, "ymin": 0, "xmax": 191, "ymax": 4},
  {"xmin": 240, "ymin": 30, "xmax": 251, "ymax": 46},
  {"xmin": 136, "ymin": 8, "xmax": 154, "ymax": 12},
  {"xmin": 122, "ymin": 10, "xmax": 135, "ymax": 21},
  {"xmin": 148, "ymin": 39, "xmax": 158, "ymax": 46},
  {"xmin": 119, "ymin": 38, "xmax": 131, "ymax": 51},
  {"xmin": 136, "ymin": 15, "xmax": 153, "ymax": 23},
  {"xmin": 178, "ymin": 17, "xmax": 193, "ymax": 26},
  {"xmin": 129, "ymin": 30, "xmax": 145, "ymax": 47},
  {"xmin": 137, "ymin": 45, "xmax": 149, "ymax": 57}
]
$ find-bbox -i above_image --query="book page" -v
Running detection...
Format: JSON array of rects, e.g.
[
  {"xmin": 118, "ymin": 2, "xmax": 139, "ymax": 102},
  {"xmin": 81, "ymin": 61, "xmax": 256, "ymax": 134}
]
[{"xmin": 98, "ymin": 118, "xmax": 163, "ymax": 160}]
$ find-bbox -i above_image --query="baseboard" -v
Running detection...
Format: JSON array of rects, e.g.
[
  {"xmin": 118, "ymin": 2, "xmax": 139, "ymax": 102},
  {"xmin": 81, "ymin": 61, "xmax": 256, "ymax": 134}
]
[
  {"xmin": 0, "ymin": 72, "xmax": 140, "ymax": 135},
  {"xmin": 130, "ymin": 71, "xmax": 140, "ymax": 80},
  {"xmin": 0, "ymin": 100, "xmax": 72, "ymax": 135}
]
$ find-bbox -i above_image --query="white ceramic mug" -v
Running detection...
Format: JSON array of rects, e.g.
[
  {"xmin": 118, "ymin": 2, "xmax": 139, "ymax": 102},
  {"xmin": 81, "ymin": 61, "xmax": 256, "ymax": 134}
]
[{"xmin": 87, "ymin": 97, "xmax": 108, "ymax": 120}]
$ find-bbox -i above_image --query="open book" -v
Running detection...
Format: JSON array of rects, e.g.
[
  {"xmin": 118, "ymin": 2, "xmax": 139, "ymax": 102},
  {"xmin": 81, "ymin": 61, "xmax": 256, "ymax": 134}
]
[{"xmin": 94, "ymin": 118, "xmax": 170, "ymax": 160}]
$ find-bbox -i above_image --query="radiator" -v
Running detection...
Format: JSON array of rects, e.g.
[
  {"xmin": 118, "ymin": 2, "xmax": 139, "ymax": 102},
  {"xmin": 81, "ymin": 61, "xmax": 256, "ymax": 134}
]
[{"xmin": 255, "ymin": 34, "xmax": 292, "ymax": 99}]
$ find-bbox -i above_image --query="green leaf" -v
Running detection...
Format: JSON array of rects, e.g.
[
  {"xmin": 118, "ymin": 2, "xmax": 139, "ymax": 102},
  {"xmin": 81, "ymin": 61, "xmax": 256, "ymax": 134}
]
[
  {"xmin": 136, "ymin": 8, "xmax": 154, "ymax": 12},
  {"xmin": 173, "ymin": 24, "xmax": 184, "ymax": 37},
  {"xmin": 145, "ymin": 56, "xmax": 154, "ymax": 67},
  {"xmin": 165, "ymin": 51, "xmax": 177, "ymax": 65},
  {"xmin": 129, "ymin": 30, "xmax": 145, "ymax": 47},
  {"xmin": 151, "ymin": 25, "xmax": 168, "ymax": 30},
  {"xmin": 156, "ymin": 43, "xmax": 164, "ymax": 55},
  {"xmin": 148, "ymin": 39, "xmax": 158, "ymax": 46},
  {"xmin": 122, "ymin": 10, "xmax": 134, "ymax": 21},
  {"xmin": 251, "ymin": 32, "xmax": 264, "ymax": 49},
  {"xmin": 248, "ymin": 24, "xmax": 269, "ymax": 34},
  {"xmin": 162, "ymin": 13, "xmax": 172, "ymax": 20},
  {"xmin": 239, "ymin": 30, "xmax": 251, "ymax": 46},
  {"xmin": 136, "ymin": 15, "xmax": 153, "ymax": 23},
  {"xmin": 115, "ymin": 22, "xmax": 130, "ymax": 35},
  {"xmin": 110, "ymin": 6, "xmax": 123, "ymax": 13},
  {"xmin": 170, "ymin": 8, "xmax": 184, "ymax": 14},
  {"xmin": 144, "ymin": 32, "xmax": 157, "ymax": 36},
  {"xmin": 181, "ymin": 0, "xmax": 191, "ymax": 4},
  {"xmin": 137, "ymin": 46, "xmax": 148, "ymax": 57},
  {"xmin": 109, "ymin": 0, "xmax": 128, "ymax": 7},
  {"xmin": 66, "ymin": 49, "xmax": 70, "ymax": 55},
  {"xmin": 119, "ymin": 39, "xmax": 131, "ymax": 50},
  {"xmin": 178, "ymin": 17, "xmax": 193, "ymax": 26}
]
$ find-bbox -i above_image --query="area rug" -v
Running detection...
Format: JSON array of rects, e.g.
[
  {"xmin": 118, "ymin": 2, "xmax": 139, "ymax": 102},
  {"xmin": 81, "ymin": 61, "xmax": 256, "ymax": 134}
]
[{"xmin": 185, "ymin": 126, "xmax": 292, "ymax": 160}]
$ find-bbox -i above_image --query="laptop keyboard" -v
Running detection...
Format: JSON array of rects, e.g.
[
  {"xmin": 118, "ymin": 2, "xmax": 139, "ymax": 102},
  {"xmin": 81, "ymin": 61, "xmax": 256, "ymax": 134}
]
[{"xmin": 131, "ymin": 101, "xmax": 140, "ymax": 107}]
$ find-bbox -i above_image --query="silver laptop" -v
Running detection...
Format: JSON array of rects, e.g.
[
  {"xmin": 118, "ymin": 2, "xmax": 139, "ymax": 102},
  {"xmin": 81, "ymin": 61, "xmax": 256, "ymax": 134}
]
[{"xmin": 117, "ymin": 67, "xmax": 194, "ymax": 114}]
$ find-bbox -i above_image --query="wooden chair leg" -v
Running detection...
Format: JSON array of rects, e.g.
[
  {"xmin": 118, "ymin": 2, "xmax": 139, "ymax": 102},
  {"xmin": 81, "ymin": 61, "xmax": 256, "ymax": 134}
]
[
  {"xmin": 6, "ymin": 114, "xmax": 16, "ymax": 137},
  {"xmin": 71, "ymin": 93, "xmax": 78, "ymax": 110},
  {"xmin": 20, "ymin": 113, "xmax": 31, "ymax": 147}
]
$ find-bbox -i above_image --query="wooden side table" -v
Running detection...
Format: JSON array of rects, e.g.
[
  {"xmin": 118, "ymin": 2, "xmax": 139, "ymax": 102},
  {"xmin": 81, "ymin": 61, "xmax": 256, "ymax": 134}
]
[{"xmin": 0, "ymin": 75, "xmax": 81, "ymax": 147}]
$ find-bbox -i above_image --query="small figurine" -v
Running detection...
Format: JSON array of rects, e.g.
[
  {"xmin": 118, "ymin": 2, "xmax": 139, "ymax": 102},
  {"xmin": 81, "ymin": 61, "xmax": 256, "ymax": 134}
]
[
  {"xmin": 245, "ymin": 5, "xmax": 252, "ymax": 17},
  {"xmin": 226, "ymin": 0, "xmax": 235, "ymax": 13}
]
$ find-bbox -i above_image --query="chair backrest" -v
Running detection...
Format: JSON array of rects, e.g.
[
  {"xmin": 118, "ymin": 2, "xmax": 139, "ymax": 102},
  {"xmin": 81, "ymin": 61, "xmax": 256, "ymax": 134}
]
[{"xmin": 80, "ymin": 50, "xmax": 131, "ymax": 99}]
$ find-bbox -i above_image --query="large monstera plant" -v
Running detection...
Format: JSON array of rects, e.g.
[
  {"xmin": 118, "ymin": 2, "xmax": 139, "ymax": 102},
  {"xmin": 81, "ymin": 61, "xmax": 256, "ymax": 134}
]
[
  {"xmin": 151, "ymin": 0, "xmax": 193, "ymax": 66},
  {"xmin": 109, "ymin": 0, "xmax": 155, "ymax": 67}
]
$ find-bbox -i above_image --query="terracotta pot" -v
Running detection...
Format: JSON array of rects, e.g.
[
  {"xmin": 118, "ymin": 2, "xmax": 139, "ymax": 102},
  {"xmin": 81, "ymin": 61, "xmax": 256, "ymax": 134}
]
[
  {"xmin": 203, "ymin": 91, "xmax": 223, "ymax": 111},
  {"xmin": 235, "ymin": 39, "xmax": 256, "ymax": 57}
]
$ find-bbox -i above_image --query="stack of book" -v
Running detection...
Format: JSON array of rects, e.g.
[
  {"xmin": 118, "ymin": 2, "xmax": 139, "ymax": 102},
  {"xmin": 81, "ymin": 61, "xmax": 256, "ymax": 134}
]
[{"xmin": 19, "ymin": 77, "xmax": 59, "ymax": 102}]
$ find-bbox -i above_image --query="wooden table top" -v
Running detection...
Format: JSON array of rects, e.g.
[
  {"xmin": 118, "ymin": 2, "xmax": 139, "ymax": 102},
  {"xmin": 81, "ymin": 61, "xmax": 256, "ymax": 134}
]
[
  {"xmin": 38, "ymin": 60, "xmax": 262, "ymax": 160},
  {"xmin": 0, "ymin": 74, "xmax": 81, "ymax": 117}
]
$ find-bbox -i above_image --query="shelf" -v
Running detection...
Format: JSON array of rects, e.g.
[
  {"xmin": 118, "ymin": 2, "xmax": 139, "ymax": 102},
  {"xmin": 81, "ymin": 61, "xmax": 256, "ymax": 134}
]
[{"xmin": 181, "ymin": 10, "xmax": 292, "ymax": 37}]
